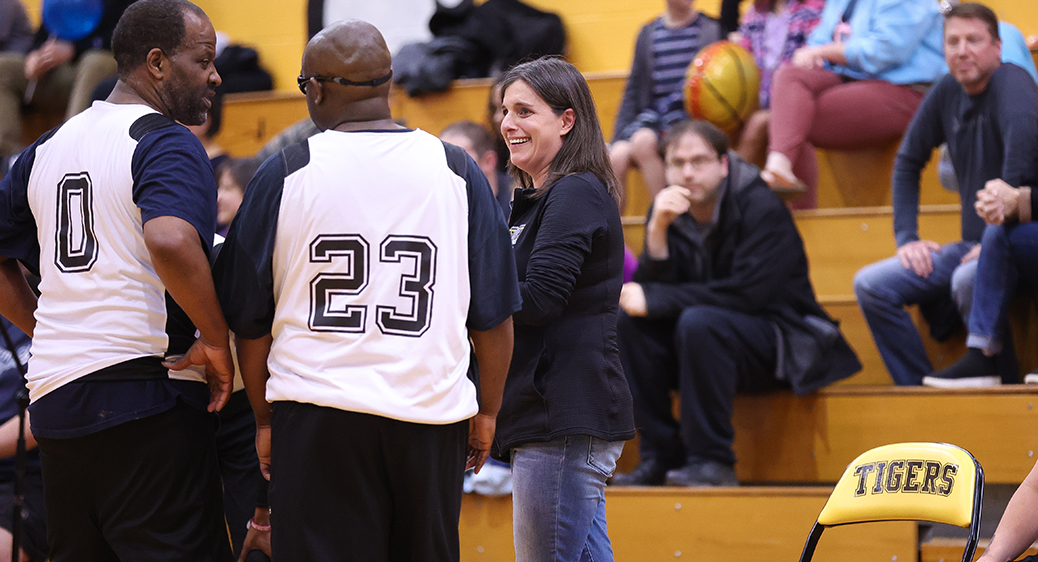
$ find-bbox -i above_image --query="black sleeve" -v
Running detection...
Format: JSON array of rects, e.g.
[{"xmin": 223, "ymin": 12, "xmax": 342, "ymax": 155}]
[
  {"xmin": 631, "ymin": 204, "xmax": 683, "ymax": 284},
  {"xmin": 613, "ymin": 24, "xmax": 651, "ymax": 143},
  {"xmin": 213, "ymin": 151, "xmax": 288, "ymax": 339},
  {"xmin": 994, "ymin": 65, "xmax": 1038, "ymax": 188},
  {"xmin": 892, "ymin": 77, "xmax": 948, "ymax": 247},
  {"xmin": 514, "ymin": 176, "xmax": 603, "ymax": 326},
  {"xmin": 0, "ymin": 130, "xmax": 56, "ymax": 269},
  {"xmin": 443, "ymin": 142, "xmax": 522, "ymax": 331},
  {"xmin": 641, "ymin": 187, "xmax": 806, "ymax": 317}
]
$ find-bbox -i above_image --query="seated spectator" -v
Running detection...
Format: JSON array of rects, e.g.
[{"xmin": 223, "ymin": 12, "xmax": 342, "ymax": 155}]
[
  {"xmin": 610, "ymin": 0, "xmax": 721, "ymax": 208},
  {"xmin": 760, "ymin": 0, "xmax": 947, "ymax": 209},
  {"xmin": 440, "ymin": 120, "xmax": 512, "ymax": 217},
  {"xmin": 924, "ymin": 192, "xmax": 1038, "ymax": 387},
  {"xmin": 485, "ymin": 75, "xmax": 509, "ymax": 175},
  {"xmin": 732, "ymin": 0, "xmax": 824, "ymax": 168},
  {"xmin": 612, "ymin": 120, "xmax": 860, "ymax": 487},
  {"xmin": 0, "ymin": 0, "xmax": 134, "ymax": 166},
  {"xmin": 854, "ymin": 3, "xmax": 1038, "ymax": 387},
  {"xmin": 0, "ymin": 0, "xmax": 31, "ymax": 56},
  {"xmin": 216, "ymin": 157, "xmax": 261, "ymax": 236},
  {"xmin": 0, "ymin": 316, "xmax": 44, "ymax": 562}
]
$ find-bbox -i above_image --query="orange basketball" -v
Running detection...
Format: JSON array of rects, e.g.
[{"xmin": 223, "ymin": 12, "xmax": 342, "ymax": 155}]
[{"xmin": 684, "ymin": 41, "xmax": 761, "ymax": 134}]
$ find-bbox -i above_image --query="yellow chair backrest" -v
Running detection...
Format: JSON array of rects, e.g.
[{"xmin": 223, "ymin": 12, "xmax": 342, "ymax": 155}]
[
  {"xmin": 799, "ymin": 442, "xmax": 983, "ymax": 562},
  {"xmin": 818, "ymin": 442, "xmax": 979, "ymax": 528}
]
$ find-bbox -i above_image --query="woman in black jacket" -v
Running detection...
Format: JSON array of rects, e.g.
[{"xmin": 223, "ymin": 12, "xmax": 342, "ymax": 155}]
[{"xmin": 494, "ymin": 57, "xmax": 635, "ymax": 562}]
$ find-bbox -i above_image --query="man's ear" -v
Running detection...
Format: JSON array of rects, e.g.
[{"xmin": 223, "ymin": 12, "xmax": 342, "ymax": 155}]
[
  {"xmin": 480, "ymin": 149, "xmax": 498, "ymax": 172},
  {"xmin": 145, "ymin": 48, "xmax": 165, "ymax": 80}
]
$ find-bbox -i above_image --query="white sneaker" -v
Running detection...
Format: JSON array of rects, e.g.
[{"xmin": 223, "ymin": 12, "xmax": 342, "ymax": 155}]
[
  {"xmin": 1024, "ymin": 372, "xmax": 1038, "ymax": 384},
  {"xmin": 921, "ymin": 374, "xmax": 1000, "ymax": 389}
]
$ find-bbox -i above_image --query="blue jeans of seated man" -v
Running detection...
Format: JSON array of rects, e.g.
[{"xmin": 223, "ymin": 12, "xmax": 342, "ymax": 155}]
[
  {"xmin": 854, "ymin": 241, "xmax": 977, "ymax": 385},
  {"xmin": 969, "ymin": 223, "xmax": 1038, "ymax": 354},
  {"xmin": 511, "ymin": 436, "xmax": 624, "ymax": 562}
]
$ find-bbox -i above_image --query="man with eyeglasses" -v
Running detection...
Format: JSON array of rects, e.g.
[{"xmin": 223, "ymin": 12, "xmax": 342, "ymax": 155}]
[
  {"xmin": 213, "ymin": 19, "xmax": 519, "ymax": 561},
  {"xmin": 612, "ymin": 119, "xmax": 860, "ymax": 487}
]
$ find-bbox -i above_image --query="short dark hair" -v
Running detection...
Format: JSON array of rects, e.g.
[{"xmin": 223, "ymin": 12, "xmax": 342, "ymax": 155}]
[
  {"xmin": 441, "ymin": 121, "xmax": 496, "ymax": 157},
  {"xmin": 111, "ymin": 0, "xmax": 207, "ymax": 77},
  {"xmin": 500, "ymin": 57, "xmax": 619, "ymax": 203},
  {"xmin": 217, "ymin": 157, "xmax": 262, "ymax": 192},
  {"xmin": 660, "ymin": 120, "xmax": 730, "ymax": 160},
  {"xmin": 944, "ymin": 3, "xmax": 1000, "ymax": 42}
]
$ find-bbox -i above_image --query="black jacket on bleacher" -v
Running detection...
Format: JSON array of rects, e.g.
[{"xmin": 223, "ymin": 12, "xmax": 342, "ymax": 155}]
[{"xmin": 636, "ymin": 153, "xmax": 861, "ymax": 395}]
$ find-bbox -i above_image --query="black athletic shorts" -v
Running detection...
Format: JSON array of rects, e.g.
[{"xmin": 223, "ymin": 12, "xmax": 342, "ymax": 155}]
[
  {"xmin": 36, "ymin": 401, "xmax": 233, "ymax": 562},
  {"xmin": 269, "ymin": 402, "xmax": 467, "ymax": 562}
]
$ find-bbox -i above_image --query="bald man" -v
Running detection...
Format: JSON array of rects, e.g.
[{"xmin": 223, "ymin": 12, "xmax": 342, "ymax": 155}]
[{"xmin": 214, "ymin": 20, "xmax": 520, "ymax": 561}]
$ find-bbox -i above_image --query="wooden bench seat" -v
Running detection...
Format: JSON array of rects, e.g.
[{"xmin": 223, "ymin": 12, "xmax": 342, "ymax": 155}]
[{"xmin": 460, "ymin": 487, "xmax": 915, "ymax": 562}]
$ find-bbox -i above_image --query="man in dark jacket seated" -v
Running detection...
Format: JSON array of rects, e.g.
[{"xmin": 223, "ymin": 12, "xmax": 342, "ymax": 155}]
[{"xmin": 612, "ymin": 120, "xmax": 861, "ymax": 487}]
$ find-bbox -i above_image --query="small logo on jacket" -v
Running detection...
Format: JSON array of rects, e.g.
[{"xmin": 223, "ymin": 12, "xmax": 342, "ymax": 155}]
[{"xmin": 509, "ymin": 224, "xmax": 525, "ymax": 245}]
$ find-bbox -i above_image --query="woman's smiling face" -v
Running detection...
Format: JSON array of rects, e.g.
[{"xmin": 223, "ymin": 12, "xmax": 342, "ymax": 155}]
[{"xmin": 500, "ymin": 79, "xmax": 574, "ymax": 188}]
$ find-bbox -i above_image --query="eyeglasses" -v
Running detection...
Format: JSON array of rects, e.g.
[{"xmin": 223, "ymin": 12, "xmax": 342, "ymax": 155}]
[
  {"xmin": 297, "ymin": 70, "xmax": 393, "ymax": 94},
  {"xmin": 668, "ymin": 155, "xmax": 720, "ymax": 170}
]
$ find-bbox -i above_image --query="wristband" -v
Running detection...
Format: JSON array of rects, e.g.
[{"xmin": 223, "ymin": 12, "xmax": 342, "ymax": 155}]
[{"xmin": 247, "ymin": 518, "xmax": 271, "ymax": 532}]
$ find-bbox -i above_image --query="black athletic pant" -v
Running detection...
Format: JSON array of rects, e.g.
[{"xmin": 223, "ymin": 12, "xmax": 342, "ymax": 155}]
[
  {"xmin": 215, "ymin": 389, "xmax": 261, "ymax": 557},
  {"xmin": 617, "ymin": 305, "xmax": 785, "ymax": 467},
  {"xmin": 36, "ymin": 401, "xmax": 232, "ymax": 562},
  {"xmin": 269, "ymin": 402, "xmax": 467, "ymax": 562}
]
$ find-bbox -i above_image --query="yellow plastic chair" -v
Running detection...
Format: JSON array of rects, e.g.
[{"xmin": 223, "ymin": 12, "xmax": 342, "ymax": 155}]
[{"xmin": 798, "ymin": 442, "xmax": 984, "ymax": 562}]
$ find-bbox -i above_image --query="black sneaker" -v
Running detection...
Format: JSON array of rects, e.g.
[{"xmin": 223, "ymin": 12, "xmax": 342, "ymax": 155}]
[
  {"xmin": 922, "ymin": 348, "xmax": 1000, "ymax": 389},
  {"xmin": 664, "ymin": 461, "xmax": 738, "ymax": 487},
  {"xmin": 609, "ymin": 458, "xmax": 679, "ymax": 486}
]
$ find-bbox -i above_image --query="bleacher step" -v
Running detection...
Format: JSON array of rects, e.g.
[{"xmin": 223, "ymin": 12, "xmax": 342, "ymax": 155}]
[
  {"xmin": 920, "ymin": 538, "xmax": 1038, "ymax": 562},
  {"xmin": 732, "ymin": 386, "xmax": 1038, "ymax": 485},
  {"xmin": 460, "ymin": 487, "xmax": 915, "ymax": 562}
]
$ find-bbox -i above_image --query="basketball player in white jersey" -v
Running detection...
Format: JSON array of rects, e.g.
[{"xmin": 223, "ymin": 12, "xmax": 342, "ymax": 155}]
[
  {"xmin": 0, "ymin": 1, "xmax": 234, "ymax": 560},
  {"xmin": 214, "ymin": 20, "xmax": 520, "ymax": 561}
]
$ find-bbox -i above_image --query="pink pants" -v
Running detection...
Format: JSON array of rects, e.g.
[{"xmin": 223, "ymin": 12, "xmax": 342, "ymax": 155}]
[{"xmin": 769, "ymin": 65, "xmax": 925, "ymax": 208}]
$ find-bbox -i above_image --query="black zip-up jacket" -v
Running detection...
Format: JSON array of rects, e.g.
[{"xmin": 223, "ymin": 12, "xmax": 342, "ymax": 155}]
[
  {"xmin": 636, "ymin": 154, "xmax": 861, "ymax": 394},
  {"xmin": 493, "ymin": 172, "xmax": 635, "ymax": 458}
]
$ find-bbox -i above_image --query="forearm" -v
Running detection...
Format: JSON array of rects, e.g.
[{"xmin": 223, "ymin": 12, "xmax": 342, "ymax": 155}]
[
  {"xmin": 0, "ymin": 258, "xmax": 36, "ymax": 337},
  {"xmin": 644, "ymin": 216, "xmax": 670, "ymax": 260},
  {"xmin": 236, "ymin": 334, "xmax": 273, "ymax": 427},
  {"xmin": 0, "ymin": 411, "xmax": 34, "ymax": 459},
  {"xmin": 816, "ymin": 43, "xmax": 847, "ymax": 66},
  {"xmin": 469, "ymin": 318, "xmax": 513, "ymax": 417},
  {"xmin": 143, "ymin": 216, "xmax": 228, "ymax": 346},
  {"xmin": 982, "ymin": 460, "xmax": 1038, "ymax": 562}
]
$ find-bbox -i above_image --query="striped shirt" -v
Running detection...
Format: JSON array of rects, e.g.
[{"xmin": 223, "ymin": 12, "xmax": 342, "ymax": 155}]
[{"xmin": 650, "ymin": 16, "xmax": 707, "ymax": 120}]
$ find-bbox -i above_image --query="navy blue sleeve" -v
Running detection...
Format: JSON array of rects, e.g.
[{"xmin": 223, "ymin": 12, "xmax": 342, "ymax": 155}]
[
  {"xmin": 131, "ymin": 125, "xmax": 217, "ymax": 250},
  {"xmin": 994, "ymin": 65, "xmax": 1038, "ymax": 188},
  {"xmin": 0, "ymin": 131, "xmax": 53, "ymax": 270},
  {"xmin": 892, "ymin": 75, "xmax": 949, "ymax": 247},
  {"xmin": 443, "ymin": 142, "xmax": 522, "ymax": 331},
  {"xmin": 212, "ymin": 150, "xmax": 287, "ymax": 339}
]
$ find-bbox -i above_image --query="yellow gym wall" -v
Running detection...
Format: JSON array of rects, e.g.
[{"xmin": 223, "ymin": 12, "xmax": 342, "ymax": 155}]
[{"xmin": 18, "ymin": 0, "xmax": 1038, "ymax": 93}]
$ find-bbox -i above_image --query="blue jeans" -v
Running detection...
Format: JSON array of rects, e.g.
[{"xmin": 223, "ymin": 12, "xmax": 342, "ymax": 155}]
[
  {"xmin": 854, "ymin": 242, "xmax": 975, "ymax": 385},
  {"xmin": 969, "ymin": 223, "xmax": 1038, "ymax": 353},
  {"xmin": 511, "ymin": 436, "xmax": 624, "ymax": 562}
]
